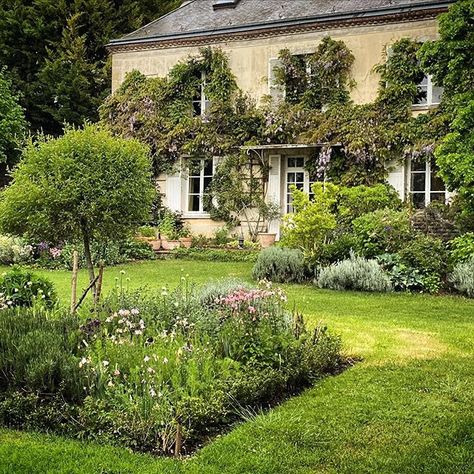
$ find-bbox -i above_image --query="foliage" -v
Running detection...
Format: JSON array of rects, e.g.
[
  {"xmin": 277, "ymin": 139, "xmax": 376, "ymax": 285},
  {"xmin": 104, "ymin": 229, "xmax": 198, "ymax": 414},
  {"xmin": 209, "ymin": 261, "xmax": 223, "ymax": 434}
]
[
  {"xmin": 0, "ymin": 306, "xmax": 81, "ymax": 397},
  {"xmin": 0, "ymin": 235, "xmax": 32, "ymax": 265},
  {"xmin": 101, "ymin": 49, "xmax": 260, "ymax": 174},
  {"xmin": 351, "ymin": 209, "xmax": 411, "ymax": 258},
  {"xmin": 0, "ymin": 268, "xmax": 57, "ymax": 308},
  {"xmin": 376, "ymin": 253, "xmax": 441, "ymax": 294},
  {"xmin": 275, "ymin": 37, "xmax": 355, "ymax": 109},
  {"xmin": 317, "ymin": 253, "xmax": 392, "ymax": 293},
  {"xmin": 0, "ymin": 280, "xmax": 343, "ymax": 455},
  {"xmin": 449, "ymin": 233, "xmax": 474, "ymax": 264},
  {"xmin": 281, "ymin": 183, "xmax": 338, "ymax": 259},
  {"xmin": 158, "ymin": 210, "xmax": 186, "ymax": 240},
  {"xmin": 0, "ymin": 124, "xmax": 154, "ymax": 292},
  {"xmin": 0, "ymin": 0, "xmax": 180, "ymax": 135},
  {"xmin": 198, "ymin": 278, "xmax": 252, "ymax": 309},
  {"xmin": 336, "ymin": 184, "xmax": 402, "ymax": 225},
  {"xmin": 449, "ymin": 257, "xmax": 474, "ymax": 298},
  {"xmin": 0, "ymin": 68, "xmax": 27, "ymax": 177},
  {"xmin": 398, "ymin": 234, "xmax": 447, "ymax": 277},
  {"xmin": 252, "ymin": 247, "xmax": 306, "ymax": 283},
  {"xmin": 174, "ymin": 247, "xmax": 258, "ymax": 263},
  {"xmin": 206, "ymin": 153, "xmax": 281, "ymax": 241}
]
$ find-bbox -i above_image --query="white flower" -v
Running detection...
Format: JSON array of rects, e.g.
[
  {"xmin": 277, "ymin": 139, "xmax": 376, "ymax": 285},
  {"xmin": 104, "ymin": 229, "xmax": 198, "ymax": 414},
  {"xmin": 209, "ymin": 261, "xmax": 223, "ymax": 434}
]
[
  {"xmin": 103, "ymin": 360, "xmax": 110, "ymax": 367},
  {"xmin": 107, "ymin": 380, "xmax": 114, "ymax": 387},
  {"xmin": 144, "ymin": 356, "xmax": 150, "ymax": 363},
  {"xmin": 163, "ymin": 357, "xmax": 169, "ymax": 364},
  {"xmin": 147, "ymin": 367, "xmax": 155, "ymax": 374},
  {"xmin": 131, "ymin": 308, "xmax": 140, "ymax": 315},
  {"xmin": 149, "ymin": 388, "xmax": 156, "ymax": 397},
  {"xmin": 79, "ymin": 357, "xmax": 88, "ymax": 368}
]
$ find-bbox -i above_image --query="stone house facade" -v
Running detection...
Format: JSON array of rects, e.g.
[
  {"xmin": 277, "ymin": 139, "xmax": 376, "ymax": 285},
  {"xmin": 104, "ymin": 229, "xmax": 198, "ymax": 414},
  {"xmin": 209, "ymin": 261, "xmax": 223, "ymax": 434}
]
[{"xmin": 108, "ymin": 0, "xmax": 453, "ymax": 237}]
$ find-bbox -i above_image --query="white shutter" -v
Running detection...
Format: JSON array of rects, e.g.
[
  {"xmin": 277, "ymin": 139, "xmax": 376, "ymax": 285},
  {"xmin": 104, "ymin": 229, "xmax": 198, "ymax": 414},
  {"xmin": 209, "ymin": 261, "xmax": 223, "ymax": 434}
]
[
  {"xmin": 268, "ymin": 58, "xmax": 285, "ymax": 102},
  {"xmin": 267, "ymin": 154, "xmax": 282, "ymax": 238},
  {"xmin": 166, "ymin": 166, "xmax": 184, "ymax": 212}
]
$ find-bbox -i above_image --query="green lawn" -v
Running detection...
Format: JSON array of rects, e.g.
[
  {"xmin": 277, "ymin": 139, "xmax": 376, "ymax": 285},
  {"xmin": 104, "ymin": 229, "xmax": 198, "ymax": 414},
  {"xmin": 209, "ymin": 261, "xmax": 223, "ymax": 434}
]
[{"xmin": 1, "ymin": 260, "xmax": 473, "ymax": 473}]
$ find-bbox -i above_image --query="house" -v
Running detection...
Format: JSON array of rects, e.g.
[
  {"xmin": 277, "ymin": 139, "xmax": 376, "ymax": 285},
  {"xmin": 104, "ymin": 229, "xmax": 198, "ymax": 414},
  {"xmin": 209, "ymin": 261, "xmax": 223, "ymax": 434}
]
[{"xmin": 108, "ymin": 0, "xmax": 454, "ymax": 237}]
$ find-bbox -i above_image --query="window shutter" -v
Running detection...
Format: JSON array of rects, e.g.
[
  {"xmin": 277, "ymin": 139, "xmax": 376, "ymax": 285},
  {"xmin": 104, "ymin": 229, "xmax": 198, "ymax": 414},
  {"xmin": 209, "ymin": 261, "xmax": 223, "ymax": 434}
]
[
  {"xmin": 267, "ymin": 154, "xmax": 282, "ymax": 238},
  {"xmin": 268, "ymin": 58, "xmax": 285, "ymax": 102}
]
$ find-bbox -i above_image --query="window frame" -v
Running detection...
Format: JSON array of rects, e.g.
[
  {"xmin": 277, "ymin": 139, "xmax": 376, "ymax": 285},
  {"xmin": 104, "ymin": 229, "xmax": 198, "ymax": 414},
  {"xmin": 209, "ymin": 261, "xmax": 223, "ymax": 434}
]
[
  {"xmin": 285, "ymin": 156, "xmax": 315, "ymax": 213},
  {"xmin": 409, "ymin": 158, "xmax": 448, "ymax": 208},
  {"xmin": 186, "ymin": 158, "xmax": 214, "ymax": 215},
  {"xmin": 413, "ymin": 74, "xmax": 443, "ymax": 108},
  {"xmin": 192, "ymin": 71, "xmax": 210, "ymax": 118}
]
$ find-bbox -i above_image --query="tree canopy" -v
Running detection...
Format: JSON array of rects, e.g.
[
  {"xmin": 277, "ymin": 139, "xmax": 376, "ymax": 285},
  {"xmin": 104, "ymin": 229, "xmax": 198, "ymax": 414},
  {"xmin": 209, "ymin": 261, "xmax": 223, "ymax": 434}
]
[
  {"xmin": 0, "ymin": 0, "xmax": 180, "ymax": 135},
  {"xmin": 0, "ymin": 124, "xmax": 154, "ymax": 287}
]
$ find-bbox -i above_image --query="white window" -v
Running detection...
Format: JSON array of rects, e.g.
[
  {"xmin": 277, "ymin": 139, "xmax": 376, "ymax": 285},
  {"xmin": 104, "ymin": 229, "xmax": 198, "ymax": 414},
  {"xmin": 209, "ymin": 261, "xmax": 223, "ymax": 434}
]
[
  {"xmin": 285, "ymin": 156, "xmax": 315, "ymax": 213},
  {"xmin": 414, "ymin": 74, "xmax": 443, "ymax": 107},
  {"xmin": 192, "ymin": 71, "xmax": 210, "ymax": 117},
  {"xmin": 187, "ymin": 158, "xmax": 213, "ymax": 213},
  {"xmin": 410, "ymin": 158, "xmax": 447, "ymax": 208}
]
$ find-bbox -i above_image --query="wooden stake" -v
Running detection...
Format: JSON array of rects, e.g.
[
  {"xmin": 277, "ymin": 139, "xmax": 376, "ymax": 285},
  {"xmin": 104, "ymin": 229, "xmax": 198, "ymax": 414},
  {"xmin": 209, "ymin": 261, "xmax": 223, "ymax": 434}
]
[
  {"xmin": 175, "ymin": 422, "xmax": 182, "ymax": 457},
  {"xmin": 71, "ymin": 250, "xmax": 79, "ymax": 314},
  {"xmin": 94, "ymin": 262, "xmax": 104, "ymax": 307}
]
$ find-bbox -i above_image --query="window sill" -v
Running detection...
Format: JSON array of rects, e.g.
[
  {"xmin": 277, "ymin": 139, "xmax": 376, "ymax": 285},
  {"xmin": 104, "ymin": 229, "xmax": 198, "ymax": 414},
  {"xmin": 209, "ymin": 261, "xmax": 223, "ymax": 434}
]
[
  {"xmin": 182, "ymin": 213, "xmax": 212, "ymax": 219},
  {"xmin": 411, "ymin": 104, "xmax": 440, "ymax": 112}
]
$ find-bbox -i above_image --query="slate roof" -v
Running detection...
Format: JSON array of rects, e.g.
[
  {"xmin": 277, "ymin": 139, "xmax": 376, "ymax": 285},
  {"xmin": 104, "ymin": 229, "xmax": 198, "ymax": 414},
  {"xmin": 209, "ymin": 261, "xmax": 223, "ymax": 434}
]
[{"xmin": 109, "ymin": 0, "xmax": 453, "ymax": 48}]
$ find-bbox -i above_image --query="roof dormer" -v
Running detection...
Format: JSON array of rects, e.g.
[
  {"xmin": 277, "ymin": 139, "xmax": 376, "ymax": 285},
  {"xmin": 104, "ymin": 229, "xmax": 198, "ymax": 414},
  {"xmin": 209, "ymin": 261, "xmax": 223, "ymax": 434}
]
[{"xmin": 213, "ymin": 0, "xmax": 240, "ymax": 10}]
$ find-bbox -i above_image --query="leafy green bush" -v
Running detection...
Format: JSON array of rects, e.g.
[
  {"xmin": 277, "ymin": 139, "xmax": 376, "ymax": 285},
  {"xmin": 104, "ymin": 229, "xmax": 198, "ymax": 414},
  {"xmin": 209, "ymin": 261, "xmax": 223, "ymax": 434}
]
[
  {"xmin": 449, "ymin": 257, "xmax": 474, "ymax": 297},
  {"xmin": 281, "ymin": 183, "xmax": 337, "ymax": 258},
  {"xmin": 174, "ymin": 247, "xmax": 258, "ymax": 262},
  {"xmin": 198, "ymin": 278, "xmax": 252, "ymax": 309},
  {"xmin": 0, "ymin": 268, "xmax": 57, "ymax": 308},
  {"xmin": 317, "ymin": 253, "xmax": 392, "ymax": 292},
  {"xmin": 317, "ymin": 233, "xmax": 360, "ymax": 265},
  {"xmin": 0, "ymin": 235, "xmax": 33, "ymax": 265},
  {"xmin": 352, "ymin": 208, "xmax": 411, "ymax": 257},
  {"xmin": 376, "ymin": 253, "xmax": 441, "ymax": 293},
  {"xmin": 337, "ymin": 184, "xmax": 402, "ymax": 224},
  {"xmin": 449, "ymin": 233, "xmax": 474, "ymax": 264},
  {"xmin": 252, "ymin": 247, "xmax": 306, "ymax": 283},
  {"xmin": 0, "ymin": 307, "xmax": 81, "ymax": 398},
  {"xmin": 398, "ymin": 234, "xmax": 447, "ymax": 277}
]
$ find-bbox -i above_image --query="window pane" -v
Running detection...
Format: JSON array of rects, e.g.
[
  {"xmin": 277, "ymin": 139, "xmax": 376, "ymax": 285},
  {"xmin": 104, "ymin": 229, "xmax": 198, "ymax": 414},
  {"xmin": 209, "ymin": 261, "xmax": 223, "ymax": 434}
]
[
  {"xmin": 431, "ymin": 174, "xmax": 445, "ymax": 192},
  {"xmin": 189, "ymin": 177, "xmax": 201, "ymax": 194},
  {"xmin": 204, "ymin": 176, "xmax": 212, "ymax": 191},
  {"xmin": 204, "ymin": 159, "xmax": 213, "ymax": 176},
  {"xmin": 432, "ymin": 85, "xmax": 443, "ymax": 104},
  {"xmin": 295, "ymin": 172, "xmax": 304, "ymax": 182},
  {"xmin": 295, "ymin": 157, "xmax": 304, "ymax": 167},
  {"xmin": 287, "ymin": 173, "xmax": 295, "ymax": 183},
  {"xmin": 411, "ymin": 193, "xmax": 425, "ymax": 208},
  {"xmin": 411, "ymin": 173, "xmax": 426, "ymax": 192},
  {"xmin": 189, "ymin": 160, "xmax": 201, "ymax": 176},
  {"xmin": 288, "ymin": 157, "xmax": 296, "ymax": 168},
  {"xmin": 411, "ymin": 160, "xmax": 427, "ymax": 172},
  {"xmin": 193, "ymin": 101, "xmax": 202, "ymax": 116},
  {"xmin": 430, "ymin": 193, "xmax": 446, "ymax": 204},
  {"xmin": 188, "ymin": 195, "xmax": 200, "ymax": 212}
]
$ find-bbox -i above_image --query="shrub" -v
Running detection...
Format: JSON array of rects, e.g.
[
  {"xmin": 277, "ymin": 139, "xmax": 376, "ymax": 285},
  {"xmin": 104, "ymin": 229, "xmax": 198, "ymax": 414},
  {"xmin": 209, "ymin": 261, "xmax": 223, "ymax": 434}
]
[
  {"xmin": 449, "ymin": 257, "xmax": 474, "ymax": 297},
  {"xmin": 0, "ymin": 235, "xmax": 33, "ymax": 265},
  {"xmin": 198, "ymin": 278, "xmax": 252, "ymax": 309},
  {"xmin": 317, "ymin": 253, "xmax": 392, "ymax": 292},
  {"xmin": 376, "ymin": 253, "xmax": 441, "ymax": 293},
  {"xmin": 352, "ymin": 208, "xmax": 411, "ymax": 257},
  {"xmin": 280, "ymin": 183, "xmax": 338, "ymax": 258},
  {"xmin": 398, "ymin": 234, "xmax": 447, "ymax": 277},
  {"xmin": 449, "ymin": 233, "xmax": 474, "ymax": 264},
  {"xmin": 252, "ymin": 247, "xmax": 306, "ymax": 283},
  {"xmin": 174, "ymin": 247, "xmax": 258, "ymax": 262},
  {"xmin": 0, "ymin": 307, "xmax": 82, "ymax": 398},
  {"xmin": 337, "ymin": 183, "xmax": 402, "ymax": 225},
  {"xmin": 0, "ymin": 268, "xmax": 57, "ymax": 308}
]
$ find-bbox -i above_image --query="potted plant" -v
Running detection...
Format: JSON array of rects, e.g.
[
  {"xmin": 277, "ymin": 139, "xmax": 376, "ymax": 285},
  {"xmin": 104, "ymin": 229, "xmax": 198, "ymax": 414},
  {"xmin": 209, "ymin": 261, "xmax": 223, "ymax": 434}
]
[
  {"xmin": 256, "ymin": 202, "xmax": 281, "ymax": 248},
  {"xmin": 179, "ymin": 225, "xmax": 193, "ymax": 248},
  {"xmin": 137, "ymin": 225, "xmax": 161, "ymax": 250},
  {"xmin": 159, "ymin": 213, "xmax": 181, "ymax": 250}
]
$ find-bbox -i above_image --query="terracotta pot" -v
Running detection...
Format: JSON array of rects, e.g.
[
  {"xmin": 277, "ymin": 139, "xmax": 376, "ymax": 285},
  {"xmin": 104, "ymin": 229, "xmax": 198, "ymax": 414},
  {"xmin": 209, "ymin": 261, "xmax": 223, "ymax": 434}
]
[
  {"xmin": 161, "ymin": 239, "xmax": 181, "ymax": 250},
  {"xmin": 179, "ymin": 237, "xmax": 193, "ymax": 248},
  {"xmin": 257, "ymin": 232, "xmax": 276, "ymax": 249},
  {"xmin": 150, "ymin": 239, "xmax": 162, "ymax": 251}
]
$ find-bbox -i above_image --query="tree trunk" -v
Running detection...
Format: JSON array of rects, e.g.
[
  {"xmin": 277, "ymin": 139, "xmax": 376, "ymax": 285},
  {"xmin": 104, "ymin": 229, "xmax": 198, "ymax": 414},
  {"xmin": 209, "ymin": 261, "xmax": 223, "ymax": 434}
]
[{"xmin": 81, "ymin": 221, "xmax": 96, "ymax": 299}]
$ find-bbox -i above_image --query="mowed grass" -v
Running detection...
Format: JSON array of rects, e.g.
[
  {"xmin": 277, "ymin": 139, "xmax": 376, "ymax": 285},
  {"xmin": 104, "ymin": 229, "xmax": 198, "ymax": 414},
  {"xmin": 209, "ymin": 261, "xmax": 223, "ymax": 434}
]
[{"xmin": 1, "ymin": 260, "xmax": 473, "ymax": 474}]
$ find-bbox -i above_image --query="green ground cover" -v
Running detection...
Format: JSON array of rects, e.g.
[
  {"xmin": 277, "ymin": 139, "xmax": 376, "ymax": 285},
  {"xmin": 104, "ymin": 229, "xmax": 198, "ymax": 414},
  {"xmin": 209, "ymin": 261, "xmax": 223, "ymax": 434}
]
[{"xmin": 0, "ymin": 260, "xmax": 473, "ymax": 473}]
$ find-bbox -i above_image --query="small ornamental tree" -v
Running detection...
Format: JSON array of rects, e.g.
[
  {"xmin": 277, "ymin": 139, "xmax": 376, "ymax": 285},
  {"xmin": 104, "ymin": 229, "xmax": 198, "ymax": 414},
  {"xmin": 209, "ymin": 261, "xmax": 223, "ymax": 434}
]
[{"xmin": 0, "ymin": 124, "xmax": 154, "ymax": 294}]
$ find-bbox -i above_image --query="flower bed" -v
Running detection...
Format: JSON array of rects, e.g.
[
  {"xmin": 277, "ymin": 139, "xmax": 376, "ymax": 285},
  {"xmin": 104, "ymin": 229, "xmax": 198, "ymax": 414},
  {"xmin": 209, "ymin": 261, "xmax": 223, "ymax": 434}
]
[{"xmin": 0, "ymin": 278, "xmax": 343, "ymax": 456}]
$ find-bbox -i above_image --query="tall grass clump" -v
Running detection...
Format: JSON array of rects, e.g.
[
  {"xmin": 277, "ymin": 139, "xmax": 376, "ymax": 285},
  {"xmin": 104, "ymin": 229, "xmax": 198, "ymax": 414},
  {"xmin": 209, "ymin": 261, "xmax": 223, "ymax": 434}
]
[
  {"xmin": 252, "ymin": 247, "xmax": 305, "ymax": 283},
  {"xmin": 318, "ymin": 252, "xmax": 392, "ymax": 292},
  {"xmin": 449, "ymin": 257, "xmax": 474, "ymax": 297}
]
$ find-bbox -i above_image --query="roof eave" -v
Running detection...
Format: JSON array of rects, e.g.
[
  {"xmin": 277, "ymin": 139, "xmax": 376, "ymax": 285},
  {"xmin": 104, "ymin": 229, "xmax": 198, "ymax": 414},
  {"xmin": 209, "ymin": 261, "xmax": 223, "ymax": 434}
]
[{"xmin": 107, "ymin": 1, "xmax": 452, "ymax": 51}]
